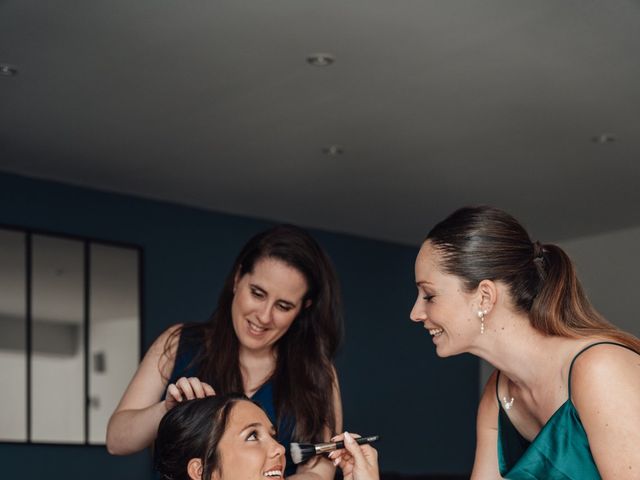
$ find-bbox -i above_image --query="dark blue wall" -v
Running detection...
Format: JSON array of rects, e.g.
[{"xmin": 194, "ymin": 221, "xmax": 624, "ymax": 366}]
[{"xmin": 0, "ymin": 172, "xmax": 478, "ymax": 478}]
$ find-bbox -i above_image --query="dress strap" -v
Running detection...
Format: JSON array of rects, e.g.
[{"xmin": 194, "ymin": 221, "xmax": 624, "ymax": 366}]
[
  {"xmin": 495, "ymin": 370, "xmax": 502, "ymax": 405},
  {"xmin": 567, "ymin": 341, "xmax": 639, "ymax": 399}
]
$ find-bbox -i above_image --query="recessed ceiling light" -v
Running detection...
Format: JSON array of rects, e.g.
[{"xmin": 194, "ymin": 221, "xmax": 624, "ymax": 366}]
[
  {"xmin": 322, "ymin": 145, "xmax": 344, "ymax": 156},
  {"xmin": 591, "ymin": 133, "xmax": 616, "ymax": 144},
  {"xmin": 307, "ymin": 53, "xmax": 335, "ymax": 67},
  {"xmin": 0, "ymin": 64, "xmax": 18, "ymax": 77}
]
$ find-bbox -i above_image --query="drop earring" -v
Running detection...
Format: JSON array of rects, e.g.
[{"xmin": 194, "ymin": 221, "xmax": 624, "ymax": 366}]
[{"xmin": 477, "ymin": 309, "xmax": 487, "ymax": 334}]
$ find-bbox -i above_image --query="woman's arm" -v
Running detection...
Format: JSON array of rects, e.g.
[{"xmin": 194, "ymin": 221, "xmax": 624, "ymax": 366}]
[
  {"xmin": 471, "ymin": 370, "xmax": 503, "ymax": 480},
  {"xmin": 106, "ymin": 325, "xmax": 181, "ymax": 454},
  {"xmin": 571, "ymin": 344, "xmax": 640, "ymax": 478},
  {"xmin": 106, "ymin": 324, "xmax": 215, "ymax": 455},
  {"xmin": 287, "ymin": 366, "xmax": 344, "ymax": 480}
]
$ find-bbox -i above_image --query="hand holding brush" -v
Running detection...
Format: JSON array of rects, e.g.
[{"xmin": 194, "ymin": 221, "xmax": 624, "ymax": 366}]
[
  {"xmin": 289, "ymin": 433, "xmax": 379, "ymax": 465},
  {"xmin": 327, "ymin": 432, "xmax": 380, "ymax": 480}
]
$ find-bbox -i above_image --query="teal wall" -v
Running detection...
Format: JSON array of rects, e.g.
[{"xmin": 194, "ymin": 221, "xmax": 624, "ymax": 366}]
[{"xmin": 0, "ymin": 172, "xmax": 478, "ymax": 478}]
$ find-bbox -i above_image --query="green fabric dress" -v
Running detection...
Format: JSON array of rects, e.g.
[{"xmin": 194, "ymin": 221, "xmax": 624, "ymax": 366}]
[{"xmin": 497, "ymin": 342, "xmax": 639, "ymax": 479}]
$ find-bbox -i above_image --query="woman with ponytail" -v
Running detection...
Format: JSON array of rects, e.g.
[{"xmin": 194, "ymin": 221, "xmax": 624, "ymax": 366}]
[
  {"xmin": 407, "ymin": 206, "xmax": 640, "ymax": 479},
  {"xmin": 329, "ymin": 205, "xmax": 639, "ymax": 479}
]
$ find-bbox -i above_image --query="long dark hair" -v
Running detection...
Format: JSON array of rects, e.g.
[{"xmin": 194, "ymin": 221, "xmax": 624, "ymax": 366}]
[
  {"xmin": 154, "ymin": 394, "xmax": 249, "ymax": 480},
  {"xmin": 426, "ymin": 205, "xmax": 640, "ymax": 351},
  {"xmin": 170, "ymin": 224, "xmax": 343, "ymax": 442}
]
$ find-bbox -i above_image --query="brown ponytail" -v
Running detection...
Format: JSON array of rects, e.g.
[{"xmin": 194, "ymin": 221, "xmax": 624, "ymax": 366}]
[
  {"xmin": 426, "ymin": 206, "xmax": 640, "ymax": 352},
  {"xmin": 531, "ymin": 244, "xmax": 640, "ymax": 350}
]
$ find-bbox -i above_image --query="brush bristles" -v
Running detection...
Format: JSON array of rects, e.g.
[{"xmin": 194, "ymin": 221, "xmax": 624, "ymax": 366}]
[{"xmin": 289, "ymin": 442, "xmax": 316, "ymax": 464}]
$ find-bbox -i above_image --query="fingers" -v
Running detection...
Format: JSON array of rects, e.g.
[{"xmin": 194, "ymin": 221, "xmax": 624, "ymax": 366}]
[
  {"xmin": 342, "ymin": 432, "xmax": 367, "ymax": 465},
  {"xmin": 328, "ymin": 449, "xmax": 353, "ymax": 475},
  {"xmin": 189, "ymin": 377, "xmax": 206, "ymax": 398},
  {"xmin": 327, "ymin": 432, "xmax": 360, "ymax": 467},
  {"xmin": 202, "ymin": 382, "xmax": 216, "ymax": 396},
  {"xmin": 165, "ymin": 383, "xmax": 183, "ymax": 403},
  {"xmin": 166, "ymin": 377, "xmax": 216, "ymax": 408},
  {"xmin": 175, "ymin": 377, "xmax": 195, "ymax": 400},
  {"xmin": 329, "ymin": 431, "xmax": 380, "ymax": 480}
]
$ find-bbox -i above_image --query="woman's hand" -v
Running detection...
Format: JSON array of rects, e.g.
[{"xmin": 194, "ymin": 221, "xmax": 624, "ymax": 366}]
[
  {"xmin": 329, "ymin": 432, "xmax": 379, "ymax": 480},
  {"xmin": 164, "ymin": 376, "xmax": 215, "ymax": 411}
]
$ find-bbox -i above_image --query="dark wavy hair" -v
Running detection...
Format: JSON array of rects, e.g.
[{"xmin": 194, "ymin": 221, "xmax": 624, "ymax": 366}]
[
  {"xmin": 426, "ymin": 205, "xmax": 640, "ymax": 351},
  {"xmin": 154, "ymin": 394, "xmax": 249, "ymax": 480},
  {"xmin": 169, "ymin": 224, "xmax": 343, "ymax": 443}
]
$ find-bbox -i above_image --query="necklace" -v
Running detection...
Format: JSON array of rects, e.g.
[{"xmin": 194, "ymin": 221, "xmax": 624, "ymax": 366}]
[{"xmin": 502, "ymin": 396, "xmax": 515, "ymax": 410}]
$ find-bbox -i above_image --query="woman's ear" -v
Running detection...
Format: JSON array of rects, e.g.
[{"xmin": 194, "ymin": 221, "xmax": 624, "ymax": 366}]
[
  {"xmin": 477, "ymin": 279, "xmax": 498, "ymax": 314},
  {"xmin": 187, "ymin": 458, "xmax": 203, "ymax": 480}
]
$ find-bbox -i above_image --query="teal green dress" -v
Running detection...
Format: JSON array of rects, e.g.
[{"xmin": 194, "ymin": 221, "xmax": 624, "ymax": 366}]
[{"xmin": 497, "ymin": 342, "xmax": 639, "ymax": 479}]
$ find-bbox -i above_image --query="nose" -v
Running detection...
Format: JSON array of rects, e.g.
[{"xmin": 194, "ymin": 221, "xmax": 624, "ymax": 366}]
[
  {"xmin": 410, "ymin": 296, "xmax": 426, "ymax": 323},
  {"xmin": 269, "ymin": 437, "xmax": 286, "ymax": 459},
  {"xmin": 255, "ymin": 301, "xmax": 273, "ymax": 325}
]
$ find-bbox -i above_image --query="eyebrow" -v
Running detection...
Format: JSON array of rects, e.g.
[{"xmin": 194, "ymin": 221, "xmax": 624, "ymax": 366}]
[{"xmin": 416, "ymin": 281, "xmax": 434, "ymax": 287}]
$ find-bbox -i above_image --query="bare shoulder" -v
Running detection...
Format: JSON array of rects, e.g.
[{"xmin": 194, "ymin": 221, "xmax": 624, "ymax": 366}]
[
  {"xmin": 137, "ymin": 323, "xmax": 185, "ymax": 382},
  {"xmin": 329, "ymin": 363, "xmax": 343, "ymax": 432},
  {"xmin": 330, "ymin": 363, "xmax": 341, "ymax": 385},
  {"xmin": 570, "ymin": 342, "xmax": 640, "ymax": 476},
  {"xmin": 113, "ymin": 323, "xmax": 185, "ymax": 411},
  {"xmin": 154, "ymin": 323, "xmax": 184, "ymax": 374},
  {"xmin": 570, "ymin": 342, "xmax": 640, "ymax": 400},
  {"xmin": 151, "ymin": 323, "xmax": 183, "ymax": 353}
]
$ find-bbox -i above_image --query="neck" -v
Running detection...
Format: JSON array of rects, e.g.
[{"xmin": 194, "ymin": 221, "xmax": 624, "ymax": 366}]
[
  {"xmin": 239, "ymin": 344, "xmax": 276, "ymax": 367},
  {"xmin": 238, "ymin": 345, "xmax": 277, "ymax": 392},
  {"xmin": 470, "ymin": 310, "xmax": 570, "ymax": 393}
]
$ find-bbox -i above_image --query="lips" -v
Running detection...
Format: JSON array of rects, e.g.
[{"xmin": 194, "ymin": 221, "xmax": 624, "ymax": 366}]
[
  {"xmin": 423, "ymin": 323, "xmax": 444, "ymax": 340},
  {"xmin": 263, "ymin": 465, "xmax": 284, "ymax": 477},
  {"xmin": 246, "ymin": 319, "xmax": 269, "ymax": 336},
  {"xmin": 428, "ymin": 328, "xmax": 443, "ymax": 337}
]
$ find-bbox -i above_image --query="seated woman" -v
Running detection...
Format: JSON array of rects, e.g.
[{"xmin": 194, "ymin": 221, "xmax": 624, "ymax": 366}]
[
  {"xmin": 154, "ymin": 393, "xmax": 287, "ymax": 480},
  {"xmin": 155, "ymin": 394, "xmax": 376, "ymax": 480}
]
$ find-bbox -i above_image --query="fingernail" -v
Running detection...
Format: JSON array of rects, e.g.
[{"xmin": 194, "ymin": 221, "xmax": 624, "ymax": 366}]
[
  {"xmin": 327, "ymin": 451, "xmax": 335, "ymax": 459},
  {"xmin": 344, "ymin": 431, "xmax": 353, "ymax": 443},
  {"xmin": 333, "ymin": 458, "xmax": 340, "ymax": 466}
]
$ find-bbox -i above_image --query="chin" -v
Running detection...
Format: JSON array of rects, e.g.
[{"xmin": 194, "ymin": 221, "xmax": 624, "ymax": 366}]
[
  {"xmin": 434, "ymin": 344, "xmax": 462, "ymax": 358},
  {"xmin": 435, "ymin": 348, "xmax": 452, "ymax": 358}
]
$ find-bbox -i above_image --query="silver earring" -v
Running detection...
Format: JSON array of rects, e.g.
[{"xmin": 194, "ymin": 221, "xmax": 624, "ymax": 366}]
[{"xmin": 477, "ymin": 310, "xmax": 487, "ymax": 334}]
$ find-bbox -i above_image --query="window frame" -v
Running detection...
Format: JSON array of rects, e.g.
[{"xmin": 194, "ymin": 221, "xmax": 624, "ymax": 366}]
[{"xmin": 0, "ymin": 223, "xmax": 144, "ymax": 447}]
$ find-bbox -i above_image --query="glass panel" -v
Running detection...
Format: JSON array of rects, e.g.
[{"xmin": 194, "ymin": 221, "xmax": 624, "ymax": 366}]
[
  {"xmin": 88, "ymin": 244, "xmax": 140, "ymax": 444},
  {"xmin": 0, "ymin": 229, "xmax": 27, "ymax": 441},
  {"xmin": 31, "ymin": 235, "xmax": 85, "ymax": 443}
]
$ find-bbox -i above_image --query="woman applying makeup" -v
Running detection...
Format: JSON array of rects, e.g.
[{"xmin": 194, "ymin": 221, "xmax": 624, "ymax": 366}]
[
  {"xmin": 334, "ymin": 206, "xmax": 640, "ymax": 479},
  {"xmin": 107, "ymin": 225, "xmax": 343, "ymax": 479}
]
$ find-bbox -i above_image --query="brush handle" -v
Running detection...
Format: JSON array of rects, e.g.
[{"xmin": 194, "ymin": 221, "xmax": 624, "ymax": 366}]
[{"xmin": 315, "ymin": 435, "xmax": 380, "ymax": 454}]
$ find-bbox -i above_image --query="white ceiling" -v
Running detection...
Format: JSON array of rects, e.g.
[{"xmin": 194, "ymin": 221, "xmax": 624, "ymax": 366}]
[{"xmin": 1, "ymin": 0, "xmax": 639, "ymax": 245}]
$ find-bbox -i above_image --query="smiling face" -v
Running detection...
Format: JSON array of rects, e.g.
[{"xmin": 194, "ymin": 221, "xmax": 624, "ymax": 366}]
[
  {"xmin": 231, "ymin": 257, "xmax": 308, "ymax": 354},
  {"xmin": 410, "ymin": 241, "xmax": 481, "ymax": 357},
  {"xmin": 213, "ymin": 400, "xmax": 286, "ymax": 480}
]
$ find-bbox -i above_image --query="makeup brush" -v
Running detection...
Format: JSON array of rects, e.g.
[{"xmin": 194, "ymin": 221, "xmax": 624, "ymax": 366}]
[{"xmin": 290, "ymin": 434, "xmax": 380, "ymax": 465}]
